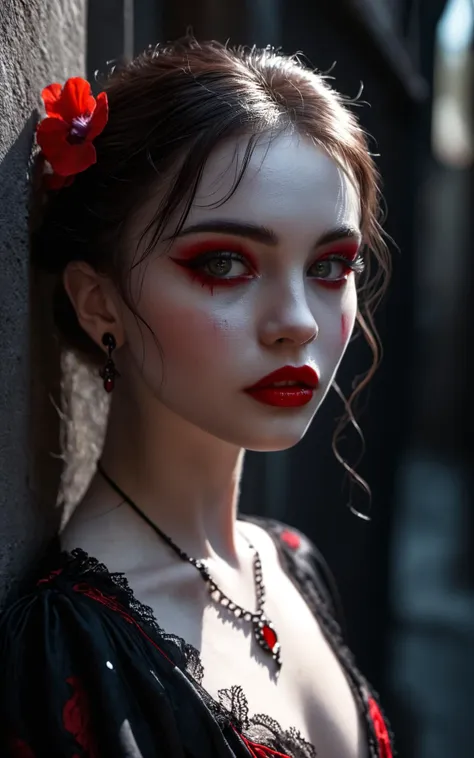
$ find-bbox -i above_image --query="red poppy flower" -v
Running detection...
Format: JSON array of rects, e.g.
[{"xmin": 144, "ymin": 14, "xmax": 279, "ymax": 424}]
[
  {"xmin": 368, "ymin": 697, "xmax": 392, "ymax": 758},
  {"xmin": 280, "ymin": 530, "xmax": 301, "ymax": 550},
  {"xmin": 36, "ymin": 77, "xmax": 108, "ymax": 181}
]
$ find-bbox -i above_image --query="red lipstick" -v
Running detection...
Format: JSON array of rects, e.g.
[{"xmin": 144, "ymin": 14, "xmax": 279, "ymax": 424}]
[{"xmin": 244, "ymin": 366, "xmax": 319, "ymax": 408}]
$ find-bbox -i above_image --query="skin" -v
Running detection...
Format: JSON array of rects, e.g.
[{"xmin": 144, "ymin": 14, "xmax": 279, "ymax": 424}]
[
  {"xmin": 62, "ymin": 131, "xmax": 366, "ymax": 757},
  {"xmin": 64, "ymin": 131, "xmax": 361, "ymax": 556}
]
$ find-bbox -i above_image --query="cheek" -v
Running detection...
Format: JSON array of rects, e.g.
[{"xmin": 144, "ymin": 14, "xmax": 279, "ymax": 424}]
[{"xmin": 139, "ymin": 299, "xmax": 238, "ymax": 371}]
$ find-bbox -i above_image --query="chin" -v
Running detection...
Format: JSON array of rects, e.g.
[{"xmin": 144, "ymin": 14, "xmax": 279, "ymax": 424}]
[
  {"xmin": 246, "ymin": 437, "xmax": 305, "ymax": 453},
  {"xmin": 236, "ymin": 419, "xmax": 315, "ymax": 453},
  {"xmin": 170, "ymin": 402, "xmax": 317, "ymax": 452},
  {"xmin": 195, "ymin": 400, "xmax": 319, "ymax": 452}
]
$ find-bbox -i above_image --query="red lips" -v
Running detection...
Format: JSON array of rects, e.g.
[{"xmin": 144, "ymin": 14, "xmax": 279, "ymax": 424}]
[
  {"xmin": 244, "ymin": 366, "xmax": 319, "ymax": 408},
  {"xmin": 245, "ymin": 365, "xmax": 319, "ymax": 390}
]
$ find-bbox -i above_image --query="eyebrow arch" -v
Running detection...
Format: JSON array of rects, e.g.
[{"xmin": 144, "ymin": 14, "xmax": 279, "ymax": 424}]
[{"xmin": 172, "ymin": 220, "xmax": 362, "ymax": 248}]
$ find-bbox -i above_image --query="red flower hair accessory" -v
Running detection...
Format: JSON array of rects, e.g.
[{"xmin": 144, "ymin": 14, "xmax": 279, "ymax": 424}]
[{"xmin": 36, "ymin": 76, "xmax": 108, "ymax": 189}]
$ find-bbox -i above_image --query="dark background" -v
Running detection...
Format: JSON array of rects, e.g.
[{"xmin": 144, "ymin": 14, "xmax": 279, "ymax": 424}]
[{"xmin": 86, "ymin": 2, "xmax": 474, "ymax": 756}]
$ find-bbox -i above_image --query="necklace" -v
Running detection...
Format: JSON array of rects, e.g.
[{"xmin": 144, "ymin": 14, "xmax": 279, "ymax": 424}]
[{"xmin": 96, "ymin": 461, "xmax": 281, "ymax": 668}]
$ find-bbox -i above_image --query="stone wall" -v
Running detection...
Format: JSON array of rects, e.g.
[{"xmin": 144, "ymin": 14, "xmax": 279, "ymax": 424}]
[{"xmin": 0, "ymin": 0, "xmax": 86, "ymax": 604}]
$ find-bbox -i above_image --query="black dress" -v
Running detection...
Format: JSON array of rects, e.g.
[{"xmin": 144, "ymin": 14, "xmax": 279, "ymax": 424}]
[{"xmin": 0, "ymin": 516, "xmax": 394, "ymax": 758}]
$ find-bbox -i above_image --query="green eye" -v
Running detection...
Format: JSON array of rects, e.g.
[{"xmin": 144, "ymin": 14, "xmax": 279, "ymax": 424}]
[
  {"xmin": 206, "ymin": 258, "xmax": 234, "ymax": 276},
  {"xmin": 308, "ymin": 255, "xmax": 366, "ymax": 280},
  {"xmin": 312, "ymin": 261, "xmax": 333, "ymax": 277}
]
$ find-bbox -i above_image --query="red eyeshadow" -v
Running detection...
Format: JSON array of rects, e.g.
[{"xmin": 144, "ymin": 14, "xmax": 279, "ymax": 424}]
[{"xmin": 318, "ymin": 242, "xmax": 360, "ymax": 262}]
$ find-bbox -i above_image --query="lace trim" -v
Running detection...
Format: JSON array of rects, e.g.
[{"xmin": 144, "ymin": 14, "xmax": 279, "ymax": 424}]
[
  {"xmin": 65, "ymin": 547, "xmax": 206, "ymax": 685},
  {"xmin": 39, "ymin": 517, "xmax": 393, "ymax": 758},
  {"xmin": 46, "ymin": 547, "xmax": 316, "ymax": 758},
  {"xmin": 218, "ymin": 686, "xmax": 316, "ymax": 757}
]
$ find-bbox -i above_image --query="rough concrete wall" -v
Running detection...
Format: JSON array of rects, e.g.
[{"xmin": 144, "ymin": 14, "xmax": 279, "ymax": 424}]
[{"xmin": 0, "ymin": 0, "xmax": 86, "ymax": 604}]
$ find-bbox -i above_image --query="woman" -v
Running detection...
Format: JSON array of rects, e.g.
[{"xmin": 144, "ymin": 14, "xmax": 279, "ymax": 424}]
[{"xmin": 0, "ymin": 37, "xmax": 393, "ymax": 758}]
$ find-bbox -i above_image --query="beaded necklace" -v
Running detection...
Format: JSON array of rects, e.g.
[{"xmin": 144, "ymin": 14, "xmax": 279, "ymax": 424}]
[{"xmin": 97, "ymin": 461, "xmax": 281, "ymax": 668}]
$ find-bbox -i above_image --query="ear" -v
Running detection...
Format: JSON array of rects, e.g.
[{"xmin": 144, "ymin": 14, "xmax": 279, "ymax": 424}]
[{"xmin": 63, "ymin": 261, "xmax": 124, "ymax": 350}]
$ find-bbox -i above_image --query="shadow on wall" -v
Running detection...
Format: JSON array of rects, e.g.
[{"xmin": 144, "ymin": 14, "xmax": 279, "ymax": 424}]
[{"xmin": 0, "ymin": 113, "xmax": 63, "ymax": 600}]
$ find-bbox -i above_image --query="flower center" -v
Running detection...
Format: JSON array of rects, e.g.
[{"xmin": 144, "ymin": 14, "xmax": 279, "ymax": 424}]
[{"xmin": 68, "ymin": 113, "xmax": 92, "ymax": 143}]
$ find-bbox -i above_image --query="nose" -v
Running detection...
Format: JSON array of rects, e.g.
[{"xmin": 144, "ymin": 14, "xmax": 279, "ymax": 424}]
[{"xmin": 259, "ymin": 282, "xmax": 319, "ymax": 348}]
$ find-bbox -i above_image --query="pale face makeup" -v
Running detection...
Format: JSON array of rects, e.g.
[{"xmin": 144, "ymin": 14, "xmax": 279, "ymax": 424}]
[{"xmin": 118, "ymin": 131, "xmax": 362, "ymax": 452}]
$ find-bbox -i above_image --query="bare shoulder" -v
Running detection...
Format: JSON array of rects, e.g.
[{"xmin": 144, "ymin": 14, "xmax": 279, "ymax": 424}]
[
  {"xmin": 237, "ymin": 517, "xmax": 282, "ymax": 568},
  {"xmin": 60, "ymin": 496, "xmax": 163, "ymax": 576}
]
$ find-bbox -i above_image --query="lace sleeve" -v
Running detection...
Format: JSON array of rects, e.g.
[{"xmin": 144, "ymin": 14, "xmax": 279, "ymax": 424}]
[
  {"xmin": 0, "ymin": 550, "xmax": 272, "ymax": 758},
  {"xmin": 0, "ymin": 568, "xmax": 190, "ymax": 758}
]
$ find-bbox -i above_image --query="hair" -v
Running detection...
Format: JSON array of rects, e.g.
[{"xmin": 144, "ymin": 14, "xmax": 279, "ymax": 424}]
[{"xmin": 32, "ymin": 36, "xmax": 390, "ymax": 512}]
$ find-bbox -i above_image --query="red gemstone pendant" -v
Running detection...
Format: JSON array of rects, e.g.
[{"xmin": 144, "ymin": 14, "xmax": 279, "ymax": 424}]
[
  {"xmin": 262, "ymin": 624, "xmax": 277, "ymax": 649},
  {"xmin": 253, "ymin": 615, "xmax": 281, "ymax": 667}
]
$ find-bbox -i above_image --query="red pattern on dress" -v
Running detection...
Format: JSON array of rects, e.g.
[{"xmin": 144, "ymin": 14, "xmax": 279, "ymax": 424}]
[
  {"xmin": 238, "ymin": 731, "xmax": 292, "ymax": 758},
  {"xmin": 8, "ymin": 738, "xmax": 36, "ymax": 757},
  {"xmin": 280, "ymin": 530, "xmax": 301, "ymax": 550},
  {"xmin": 63, "ymin": 676, "xmax": 100, "ymax": 758},
  {"xmin": 72, "ymin": 582, "xmax": 174, "ymax": 665},
  {"xmin": 36, "ymin": 568, "xmax": 63, "ymax": 586},
  {"xmin": 368, "ymin": 697, "xmax": 392, "ymax": 758}
]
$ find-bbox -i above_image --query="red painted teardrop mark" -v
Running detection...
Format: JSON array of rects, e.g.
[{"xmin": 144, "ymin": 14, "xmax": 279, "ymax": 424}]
[{"xmin": 341, "ymin": 314, "xmax": 350, "ymax": 344}]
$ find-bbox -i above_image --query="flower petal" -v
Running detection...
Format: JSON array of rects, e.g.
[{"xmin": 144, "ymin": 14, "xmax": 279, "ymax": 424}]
[
  {"xmin": 57, "ymin": 77, "xmax": 96, "ymax": 124},
  {"xmin": 41, "ymin": 83, "xmax": 64, "ymax": 118},
  {"xmin": 38, "ymin": 116, "xmax": 97, "ymax": 175},
  {"xmin": 44, "ymin": 173, "xmax": 75, "ymax": 191},
  {"xmin": 50, "ymin": 141, "xmax": 97, "ymax": 176},
  {"xmin": 36, "ymin": 117, "xmax": 70, "ymax": 161},
  {"xmin": 87, "ymin": 91, "xmax": 109, "ymax": 141}
]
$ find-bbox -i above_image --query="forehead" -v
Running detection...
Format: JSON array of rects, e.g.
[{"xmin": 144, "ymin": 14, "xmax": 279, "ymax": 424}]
[{"xmin": 186, "ymin": 131, "xmax": 361, "ymax": 237}]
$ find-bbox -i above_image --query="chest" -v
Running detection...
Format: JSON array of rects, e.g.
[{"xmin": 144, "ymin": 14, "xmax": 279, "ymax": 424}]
[{"xmin": 132, "ymin": 558, "xmax": 368, "ymax": 758}]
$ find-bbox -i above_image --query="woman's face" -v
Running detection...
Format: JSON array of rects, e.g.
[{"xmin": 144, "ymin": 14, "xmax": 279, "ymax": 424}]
[{"xmin": 120, "ymin": 132, "xmax": 362, "ymax": 451}]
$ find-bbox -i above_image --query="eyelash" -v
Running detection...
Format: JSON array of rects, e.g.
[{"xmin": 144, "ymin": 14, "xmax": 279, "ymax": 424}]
[
  {"xmin": 172, "ymin": 249, "xmax": 366, "ymax": 291},
  {"xmin": 174, "ymin": 250, "xmax": 252, "ymax": 289},
  {"xmin": 309, "ymin": 254, "xmax": 366, "ymax": 289}
]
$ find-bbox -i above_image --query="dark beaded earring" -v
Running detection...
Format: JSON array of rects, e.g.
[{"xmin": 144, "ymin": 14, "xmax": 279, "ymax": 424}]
[{"xmin": 99, "ymin": 332, "xmax": 119, "ymax": 393}]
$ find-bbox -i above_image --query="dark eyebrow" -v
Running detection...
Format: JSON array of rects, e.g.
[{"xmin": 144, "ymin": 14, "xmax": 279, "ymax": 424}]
[
  {"xmin": 173, "ymin": 221, "xmax": 278, "ymax": 245},
  {"xmin": 317, "ymin": 226, "xmax": 362, "ymax": 247},
  {"xmin": 173, "ymin": 220, "xmax": 361, "ymax": 248}
]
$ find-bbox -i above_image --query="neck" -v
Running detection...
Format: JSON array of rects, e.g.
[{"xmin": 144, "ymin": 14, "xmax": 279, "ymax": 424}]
[{"xmin": 97, "ymin": 383, "xmax": 246, "ymax": 562}]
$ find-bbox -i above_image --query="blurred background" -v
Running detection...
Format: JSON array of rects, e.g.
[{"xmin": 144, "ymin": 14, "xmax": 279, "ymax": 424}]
[{"xmin": 89, "ymin": 0, "xmax": 474, "ymax": 755}]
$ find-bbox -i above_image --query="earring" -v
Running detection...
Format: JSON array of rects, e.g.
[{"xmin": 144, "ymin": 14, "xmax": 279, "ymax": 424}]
[{"xmin": 100, "ymin": 332, "xmax": 119, "ymax": 393}]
